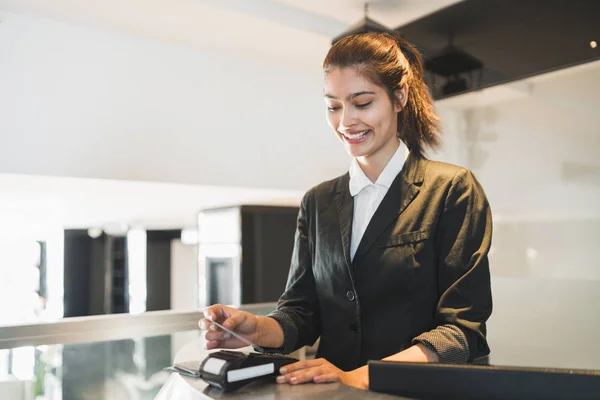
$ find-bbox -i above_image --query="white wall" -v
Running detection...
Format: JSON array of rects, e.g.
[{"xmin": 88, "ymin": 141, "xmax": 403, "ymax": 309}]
[
  {"xmin": 436, "ymin": 66, "xmax": 600, "ymax": 219},
  {"xmin": 435, "ymin": 62, "xmax": 600, "ymax": 369},
  {"xmin": 0, "ymin": 13, "xmax": 348, "ymax": 191}
]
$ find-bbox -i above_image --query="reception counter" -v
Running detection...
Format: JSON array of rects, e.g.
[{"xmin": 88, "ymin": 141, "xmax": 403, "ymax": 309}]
[
  {"xmin": 157, "ymin": 337, "xmax": 600, "ymax": 400},
  {"xmin": 2, "ymin": 304, "xmax": 600, "ymax": 399},
  {"xmin": 157, "ymin": 337, "xmax": 402, "ymax": 400}
]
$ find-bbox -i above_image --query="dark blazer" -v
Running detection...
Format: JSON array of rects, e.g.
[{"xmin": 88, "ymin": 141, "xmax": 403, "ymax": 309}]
[{"xmin": 271, "ymin": 150, "xmax": 493, "ymax": 372}]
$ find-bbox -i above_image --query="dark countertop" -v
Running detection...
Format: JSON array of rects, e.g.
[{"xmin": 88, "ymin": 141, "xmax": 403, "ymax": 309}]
[{"xmin": 157, "ymin": 338, "xmax": 410, "ymax": 399}]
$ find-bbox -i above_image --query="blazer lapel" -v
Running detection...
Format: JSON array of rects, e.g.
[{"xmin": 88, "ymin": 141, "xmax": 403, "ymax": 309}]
[
  {"xmin": 352, "ymin": 150, "xmax": 426, "ymax": 267},
  {"xmin": 334, "ymin": 173, "xmax": 355, "ymax": 281}
]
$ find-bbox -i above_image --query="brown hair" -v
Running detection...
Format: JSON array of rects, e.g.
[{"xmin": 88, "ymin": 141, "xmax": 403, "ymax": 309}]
[{"xmin": 323, "ymin": 32, "xmax": 440, "ymax": 155}]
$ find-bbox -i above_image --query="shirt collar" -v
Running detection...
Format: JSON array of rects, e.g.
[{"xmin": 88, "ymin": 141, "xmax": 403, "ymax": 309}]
[{"xmin": 348, "ymin": 141, "xmax": 407, "ymax": 197}]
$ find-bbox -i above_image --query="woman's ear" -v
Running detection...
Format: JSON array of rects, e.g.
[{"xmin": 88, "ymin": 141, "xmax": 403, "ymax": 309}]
[{"xmin": 394, "ymin": 83, "xmax": 409, "ymax": 112}]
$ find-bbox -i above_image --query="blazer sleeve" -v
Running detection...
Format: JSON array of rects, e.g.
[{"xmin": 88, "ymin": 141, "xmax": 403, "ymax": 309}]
[
  {"xmin": 264, "ymin": 193, "xmax": 321, "ymax": 354},
  {"xmin": 412, "ymin": 168, "xmax": 493, "ymax": 362}
]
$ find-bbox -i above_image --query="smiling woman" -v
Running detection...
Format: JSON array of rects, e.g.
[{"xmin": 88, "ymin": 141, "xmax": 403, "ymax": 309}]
[
  {"xmin": 323, "ymin": 32, "xmax": 440, "ymax": 162},
  {"xmin": 324, "ymin": 68, "xmax": 402, "ymax": 166},
  {"xmin": 202, "ymin": 32, "xmax": 493, "ymax": 390}
]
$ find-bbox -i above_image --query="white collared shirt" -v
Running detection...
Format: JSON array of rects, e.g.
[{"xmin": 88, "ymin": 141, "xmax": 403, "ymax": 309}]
[{"xmin": 349, "ymin": 141, "xmax": 407, "ymax": 260}]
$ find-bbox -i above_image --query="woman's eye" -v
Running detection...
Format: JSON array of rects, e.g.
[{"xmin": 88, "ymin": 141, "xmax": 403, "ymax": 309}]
[
  {"xmin": 327, "ymin": 106, "xmax": 340, "ymax": 112},
  {"xmin": 356, "ymin": 102, "xmax": 372, "ymax": 109}
]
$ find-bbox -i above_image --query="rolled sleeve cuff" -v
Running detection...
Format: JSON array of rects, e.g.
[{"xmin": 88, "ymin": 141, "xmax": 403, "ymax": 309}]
[
  {"xmin": 253, "ymin": 310, "xmax": 298, "ymax": 355},
  {"xmin": 412, "ymin": 324, "xmax": 470, "ymax": 363}
]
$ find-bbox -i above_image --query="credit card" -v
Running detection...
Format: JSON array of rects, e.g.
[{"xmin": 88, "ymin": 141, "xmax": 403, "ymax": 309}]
[{"xmin": 209, "ymin": 318, "xmax": 266, "ymax": 353}]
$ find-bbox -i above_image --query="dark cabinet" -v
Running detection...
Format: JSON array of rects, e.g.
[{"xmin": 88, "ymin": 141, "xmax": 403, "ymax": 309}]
[
  {"xmin": 63, "ymin": 231, "xmax": 128, "ymax": 317},
  {"xmin": 198, "ymin": 205, "xmax": 299, "ymax": 307},
  {"xmin": 63, "ymin": 229, "xmax": 179, "ymax": 316}
]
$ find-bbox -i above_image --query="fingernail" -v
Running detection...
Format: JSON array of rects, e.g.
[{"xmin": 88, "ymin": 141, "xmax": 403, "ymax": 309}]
[
  {"xmin": 223, "ymin": 333, "xmax": 232, "ymax": 339},
  {"xmin": 276, "ymin": 376, "xmax": 286, "ymax": 383},
  {"xmin": 205, "ymin": 341, "xmax": 216, "ymax": 349},
  {"xmin": 280, "ymin": 368, "xmax": 287, "ymax": 374}
]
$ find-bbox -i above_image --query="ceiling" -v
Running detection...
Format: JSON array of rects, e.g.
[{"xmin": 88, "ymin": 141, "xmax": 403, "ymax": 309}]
[
  {"xmin": 2, "ymin": 0, "xmax": 597, "ymax": 232},
  {"xmin": 0, "ymin": 0, "xmax": 461, "ymax": 70},
  {"xmin": 0, "ymin": 0, "xmax": 460, "ymax": 232},
  {"xmin": 4, "ymin": 0, "xmax": 594, "ymax": 94},
  {"xmin": 398, "ymin": 0, "xmax": 600, "ymax": 98},
  {"xmin": 272, "ymin": 0, "xmax": 460, "ymax": 27}
]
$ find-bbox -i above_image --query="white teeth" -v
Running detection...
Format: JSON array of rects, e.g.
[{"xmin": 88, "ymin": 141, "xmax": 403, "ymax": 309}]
[{"xmin": 344, "ymin": 130, "xmax": 369, "ymax": 140}]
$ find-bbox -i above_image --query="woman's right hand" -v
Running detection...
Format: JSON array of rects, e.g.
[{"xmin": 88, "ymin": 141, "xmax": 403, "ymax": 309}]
[{"xmin": 199, "ymin": 304, "xmax": 260, "ymax": 350}]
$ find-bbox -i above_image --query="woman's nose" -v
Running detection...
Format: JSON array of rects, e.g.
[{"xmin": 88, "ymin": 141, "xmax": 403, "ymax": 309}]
[{"xmin": 340, "ymin": 107, "xmax": 357, "ymax": 129}]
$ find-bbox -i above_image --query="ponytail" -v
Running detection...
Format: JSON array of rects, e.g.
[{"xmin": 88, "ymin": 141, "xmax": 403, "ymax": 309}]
[{"xmin": 393, "ymin": 36, "xmax": 440, "ymax": 154}]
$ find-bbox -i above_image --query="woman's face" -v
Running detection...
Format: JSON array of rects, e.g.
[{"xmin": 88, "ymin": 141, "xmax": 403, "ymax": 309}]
[{"xmin": 324, "ymin": 67, "xmax": 405, "ymax": 161}]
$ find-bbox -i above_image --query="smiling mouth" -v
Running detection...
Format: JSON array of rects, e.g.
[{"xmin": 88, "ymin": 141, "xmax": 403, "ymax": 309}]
[{"xmin": 341, "ymin": 130, "xmax": 371, "ymax": 142}]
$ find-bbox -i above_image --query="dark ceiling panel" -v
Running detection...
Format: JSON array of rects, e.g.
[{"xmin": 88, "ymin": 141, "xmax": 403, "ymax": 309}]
[{"xmin": 395, "ymin": 0, "xmax": 600, "ymax": 99}]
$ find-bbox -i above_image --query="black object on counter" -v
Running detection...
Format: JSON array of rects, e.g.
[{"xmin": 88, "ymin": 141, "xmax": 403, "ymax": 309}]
[
  {"xmin": 196, "ymin": 350, "xmax": 297, "ymax": 392},
  {"xmin": 368, "ymin": 360, "xmax": 600, "ymax": 400}
]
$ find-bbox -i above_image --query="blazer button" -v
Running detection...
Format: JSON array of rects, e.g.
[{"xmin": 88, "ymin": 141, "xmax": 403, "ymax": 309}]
[
  {"xmin": 346, "ymin": 290, "xmax": 356, "ymax": 302},
  {"xmin": 349, "ymin": 323, "xmax": 358, "ymax": 333}
]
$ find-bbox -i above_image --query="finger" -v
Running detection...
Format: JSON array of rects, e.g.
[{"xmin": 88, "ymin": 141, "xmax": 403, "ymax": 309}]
[
  {"xmin": 199, "ymin": 318, "xmax": 218, "ymax": 331},
  {"xmin": 313, "ymin": 373, "xmax": 340, "ymax": 383},
  {"xmin": 286, "ymin": 368, "xmax": 326, "ymax": 385},
  {"xmin": 203, "ymin": 304, "xmax": 230, "ymax": 322},
  {"xmin": 280, "ymin": 359, "xmax": 324, "ymax": 374},
  {"xmin": 221, "ymin": 312, "xmax": 248, "ymax": 331},
  {"xmin": 205, "ymin": 330, "xmax": 232, "ymax": 341},
  {"xmin": 204, "ymin": 340, "xmax": 222, "ymax": 350},
  {"xmin": 203, "ymin": 306, "xmax": 216, "ymax": 321}
]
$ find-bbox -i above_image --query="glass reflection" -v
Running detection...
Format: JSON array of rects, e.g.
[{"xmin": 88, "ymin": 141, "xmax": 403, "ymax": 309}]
[{"xmin": 0, "ymin": 331, "xmax": 200, "ymax": 400}]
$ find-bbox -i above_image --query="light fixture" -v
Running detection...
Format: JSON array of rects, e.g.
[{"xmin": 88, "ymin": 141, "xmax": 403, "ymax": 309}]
[
  {"xmin": 87, "ymin": 228, "xmax": 103, "ymax": 239},
  {"xmin": 591, "ymin": 41, "xmax": 598, "ymax": 49},
  {"xmin": 331, "ymin": 2, "xmax": 398, "ymax": 45}
]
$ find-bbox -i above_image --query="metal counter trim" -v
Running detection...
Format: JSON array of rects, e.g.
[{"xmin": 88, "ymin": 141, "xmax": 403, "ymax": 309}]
[{"xmin": 0, "ymin": 302, "xmax": 276, "ymax": 349}]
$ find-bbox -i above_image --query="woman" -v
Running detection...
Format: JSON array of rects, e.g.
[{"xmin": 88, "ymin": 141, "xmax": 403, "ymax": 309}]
[{"xmin": 201, "ymin": 32, "xmax": 492, "ymax": 390}]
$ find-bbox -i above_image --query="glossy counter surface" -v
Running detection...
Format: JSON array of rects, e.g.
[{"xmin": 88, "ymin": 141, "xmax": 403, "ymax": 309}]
[
  {"xmin": 3, "ymin": 304, "xmax": 600, "ymax": 399},
  {"xmin": 157, "ymin": 337, "xmax": 406, "ymax": 400},
  {"xmin": 0, "ymin": 304, "xmax": 277, "ymax": 400}
]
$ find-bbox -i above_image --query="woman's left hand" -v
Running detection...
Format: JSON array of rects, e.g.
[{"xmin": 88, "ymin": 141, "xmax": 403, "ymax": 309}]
[{"xmin": 276, "ymin": 358, "xmax": 368, "ymax": 390}]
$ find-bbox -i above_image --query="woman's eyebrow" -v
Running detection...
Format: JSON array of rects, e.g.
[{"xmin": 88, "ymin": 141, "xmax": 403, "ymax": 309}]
[{"xmin": 324, "ymin": 91, "xmax": 376, "ymax": 100}]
